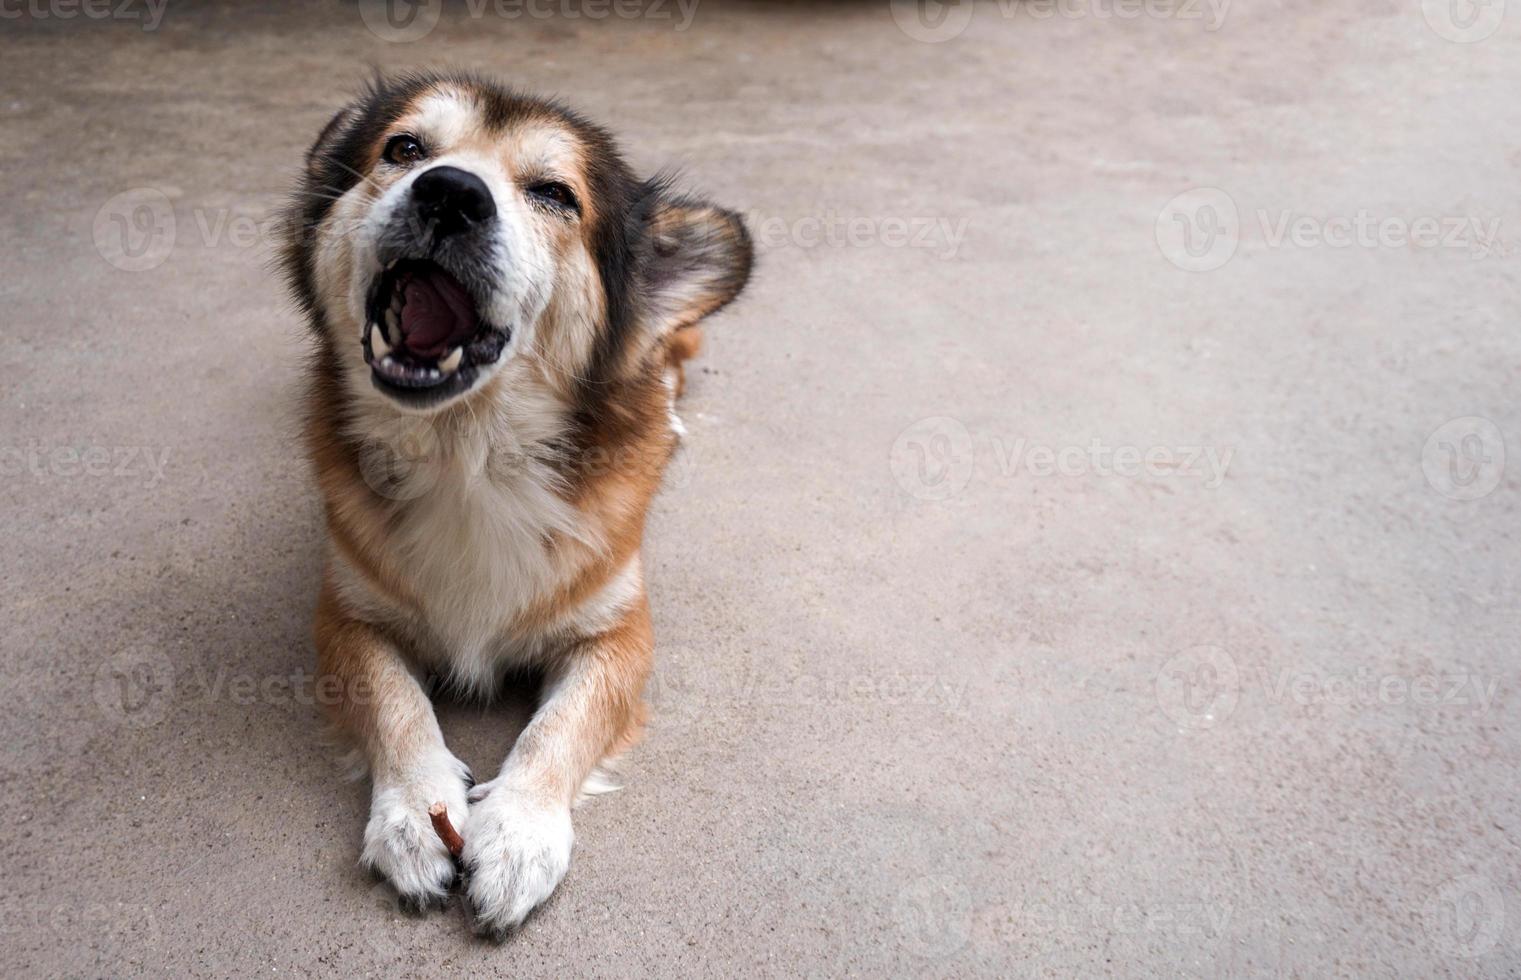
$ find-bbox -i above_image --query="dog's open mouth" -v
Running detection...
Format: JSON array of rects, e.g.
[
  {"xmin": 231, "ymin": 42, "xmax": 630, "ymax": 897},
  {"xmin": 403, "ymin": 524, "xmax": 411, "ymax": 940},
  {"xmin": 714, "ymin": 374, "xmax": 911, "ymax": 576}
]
[{"xmin": 363, "ymin": 259, "xmax": 510, "ymax": 404}]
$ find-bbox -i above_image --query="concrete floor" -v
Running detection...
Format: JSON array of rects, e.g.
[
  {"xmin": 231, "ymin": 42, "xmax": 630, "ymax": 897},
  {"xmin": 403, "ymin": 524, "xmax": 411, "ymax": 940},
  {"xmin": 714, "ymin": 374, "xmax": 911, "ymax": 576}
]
[{"xmin": 3, "ymin": 1, "xmax": 1519, "ymax": 976}]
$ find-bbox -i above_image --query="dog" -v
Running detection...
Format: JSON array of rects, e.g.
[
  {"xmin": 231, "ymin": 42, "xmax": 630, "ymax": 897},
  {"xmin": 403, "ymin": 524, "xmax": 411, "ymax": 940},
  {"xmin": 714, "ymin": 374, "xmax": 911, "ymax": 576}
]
[{"xmin": 279, "ymin": 70, "xmax": 751, "ymax": 936}]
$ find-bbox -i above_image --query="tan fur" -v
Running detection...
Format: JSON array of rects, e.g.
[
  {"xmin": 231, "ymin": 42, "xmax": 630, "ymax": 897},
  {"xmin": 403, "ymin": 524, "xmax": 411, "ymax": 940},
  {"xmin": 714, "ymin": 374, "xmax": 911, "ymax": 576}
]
[
  {"xmin": 307, "ymin": 354, "xmax": 668, "ymax": 775},
  {"xmin": 314, "ymin": 573, "xmax": 442, "ymax": 781},
  {"xmin": 303, "ymin": 84, "xmax": 666, "ymax": 800},
  {"xmin": 666, "ymin": 325, "xmax": 703, "ymax": 397},
  {"xmin": 288, "ymin": 74, "xmax": 750, "ymax": 931},
  {"xmin": 304, "ymin": 85, "xmax": 673, "ymax": 777}
]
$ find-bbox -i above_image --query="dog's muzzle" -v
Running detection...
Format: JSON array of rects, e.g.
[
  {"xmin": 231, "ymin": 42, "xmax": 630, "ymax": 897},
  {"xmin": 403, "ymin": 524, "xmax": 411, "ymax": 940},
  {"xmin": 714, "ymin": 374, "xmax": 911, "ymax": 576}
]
[{"xmin": 361, "ymin": 166, "xmax": 512, "ymax": 408}]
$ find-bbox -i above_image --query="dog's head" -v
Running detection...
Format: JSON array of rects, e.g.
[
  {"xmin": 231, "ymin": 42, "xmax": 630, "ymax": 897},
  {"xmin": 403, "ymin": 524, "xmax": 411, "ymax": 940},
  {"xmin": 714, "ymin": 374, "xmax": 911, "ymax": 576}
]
[{"xmin": 283, "ymin": 72, "xmax": 751, "ymax": 412}]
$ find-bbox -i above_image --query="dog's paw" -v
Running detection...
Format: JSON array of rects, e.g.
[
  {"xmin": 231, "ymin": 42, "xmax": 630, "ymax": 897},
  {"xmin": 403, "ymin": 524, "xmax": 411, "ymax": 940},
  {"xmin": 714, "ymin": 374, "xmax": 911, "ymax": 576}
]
[
  {"xmin": 360, "ymin": 750, "xmax": 472, "ymax": 911},
  {"xmin": 463, "ymin": 780, "xmax": 573, "ymax": 938}
]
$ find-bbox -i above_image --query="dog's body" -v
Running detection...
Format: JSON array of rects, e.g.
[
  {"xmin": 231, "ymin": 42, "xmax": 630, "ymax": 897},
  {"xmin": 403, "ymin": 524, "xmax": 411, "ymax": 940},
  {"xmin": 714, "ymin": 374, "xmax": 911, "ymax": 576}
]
[{"xmin": 281, "ymin": 72, "xmax": 751, "ymax": 935}]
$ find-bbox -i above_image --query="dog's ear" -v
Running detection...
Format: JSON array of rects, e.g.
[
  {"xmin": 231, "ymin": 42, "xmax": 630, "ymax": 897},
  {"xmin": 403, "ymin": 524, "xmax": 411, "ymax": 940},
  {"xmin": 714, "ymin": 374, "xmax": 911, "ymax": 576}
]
[
  {"xmin": 305, "ymin": 104, "xmax": 359, "ymax": 179},
  {"xmin": 638, "ymin": 191, "xmax": 753, "ymax": 337}
]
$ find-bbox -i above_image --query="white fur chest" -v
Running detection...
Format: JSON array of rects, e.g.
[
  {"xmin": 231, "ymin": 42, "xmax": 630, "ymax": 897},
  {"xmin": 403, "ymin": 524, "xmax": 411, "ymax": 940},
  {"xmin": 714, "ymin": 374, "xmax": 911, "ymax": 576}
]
[{"xmin": 334, "ymin": 371, "xmax": 607, "ymax": 688}]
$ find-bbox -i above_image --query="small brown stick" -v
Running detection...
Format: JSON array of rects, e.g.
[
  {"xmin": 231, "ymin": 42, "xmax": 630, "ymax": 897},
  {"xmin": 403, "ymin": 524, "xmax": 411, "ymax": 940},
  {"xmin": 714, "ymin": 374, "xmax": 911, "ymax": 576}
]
[{"xmin": 428, "ymin": 801, "xmax": 464, "ymax": 859}]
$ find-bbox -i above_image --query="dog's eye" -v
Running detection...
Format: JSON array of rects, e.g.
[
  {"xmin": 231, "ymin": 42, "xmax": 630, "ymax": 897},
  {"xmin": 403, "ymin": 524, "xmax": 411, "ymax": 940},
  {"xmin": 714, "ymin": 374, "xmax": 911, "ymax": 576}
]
[
  {"xmin": 383, "ymin": 134, "xmax": 426, "ymax": 166},
  {"xmin": 528, "ymin": 181, "xmax": 578, "ymax": 213}
]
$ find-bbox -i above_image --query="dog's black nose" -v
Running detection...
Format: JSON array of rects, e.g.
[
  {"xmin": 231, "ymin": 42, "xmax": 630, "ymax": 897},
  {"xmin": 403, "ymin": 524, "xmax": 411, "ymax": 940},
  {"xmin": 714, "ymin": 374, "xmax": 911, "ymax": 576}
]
[{"xmin": 411, "ymin": 166, "xmax": 496, "ymax": 238}]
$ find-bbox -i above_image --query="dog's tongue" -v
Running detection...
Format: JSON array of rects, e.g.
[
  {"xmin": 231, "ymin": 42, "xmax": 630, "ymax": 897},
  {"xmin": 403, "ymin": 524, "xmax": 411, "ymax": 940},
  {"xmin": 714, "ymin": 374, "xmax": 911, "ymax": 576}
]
[{"xmin": 398, "ymin": 267, "xmax": 476, "ymax": 358}]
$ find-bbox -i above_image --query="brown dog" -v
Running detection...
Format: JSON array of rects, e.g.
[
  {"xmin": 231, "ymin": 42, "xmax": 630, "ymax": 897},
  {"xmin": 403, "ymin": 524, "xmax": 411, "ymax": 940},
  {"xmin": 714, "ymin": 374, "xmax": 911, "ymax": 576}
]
[{"xmin": 280, "ymin": 71, "xmax": 751, "ymax": 936}]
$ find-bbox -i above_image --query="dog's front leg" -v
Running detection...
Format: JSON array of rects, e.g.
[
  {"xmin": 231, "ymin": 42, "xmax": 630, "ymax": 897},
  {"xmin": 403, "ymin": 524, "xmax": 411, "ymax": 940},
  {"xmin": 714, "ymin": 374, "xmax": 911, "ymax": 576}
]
[
  {"xmin": 315, "ymin": 579, "xmax": 471, "ymax": 910},
  {"xmin": 464, "ymin": 602, "xmax": 653, "ymax": 937}
]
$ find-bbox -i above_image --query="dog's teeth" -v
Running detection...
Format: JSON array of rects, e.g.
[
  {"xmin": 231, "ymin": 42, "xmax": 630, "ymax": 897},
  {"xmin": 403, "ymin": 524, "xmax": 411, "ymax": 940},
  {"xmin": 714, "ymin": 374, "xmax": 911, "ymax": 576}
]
[
  {"xmin": 370, "ymin": 323, "xmax": 391, "ymax": 358},
  {"xmin": 438, "ymin": 347, "xmax": 463, "ymax": 374}
]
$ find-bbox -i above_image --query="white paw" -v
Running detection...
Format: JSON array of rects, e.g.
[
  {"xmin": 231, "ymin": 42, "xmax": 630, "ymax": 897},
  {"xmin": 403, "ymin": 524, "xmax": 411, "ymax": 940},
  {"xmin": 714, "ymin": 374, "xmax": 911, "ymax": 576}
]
[
  {"xmin": 360, "ymin": 750, "xmax": 472, "ymax": 911},
  {"xmin": 463, "ymin": 779, "xmax": 573, "ymax": 937}
]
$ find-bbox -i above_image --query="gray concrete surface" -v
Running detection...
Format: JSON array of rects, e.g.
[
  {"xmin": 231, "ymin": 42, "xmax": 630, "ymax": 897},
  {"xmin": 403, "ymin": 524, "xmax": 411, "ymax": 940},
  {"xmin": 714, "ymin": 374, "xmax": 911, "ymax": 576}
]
[{"xmin": 3, "ymin": 1, "xmax": 1520, "ymax": 976}]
